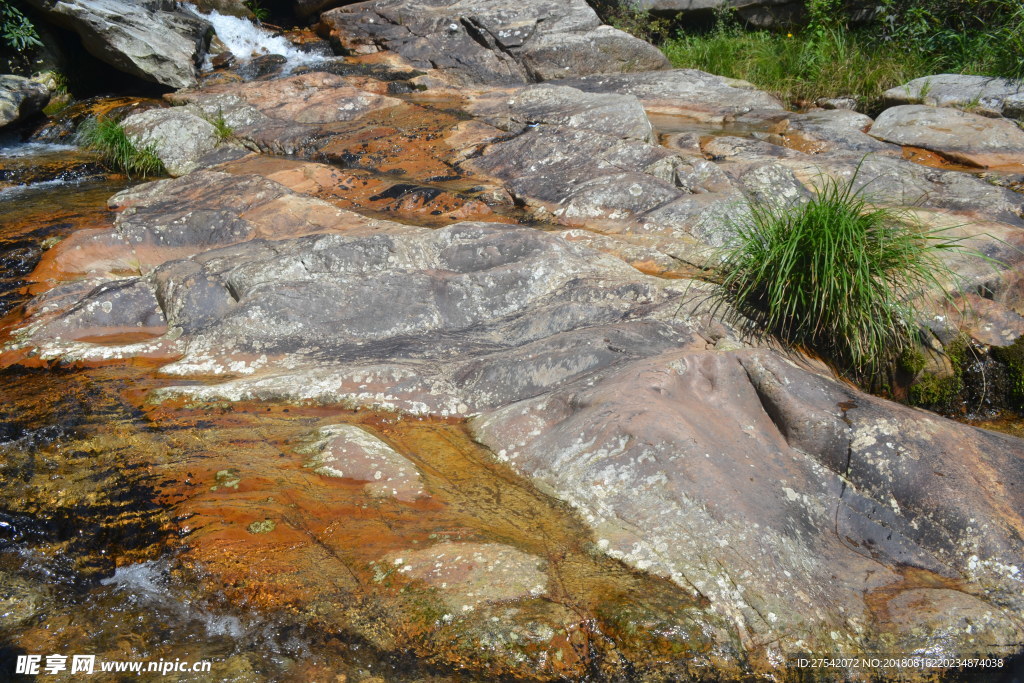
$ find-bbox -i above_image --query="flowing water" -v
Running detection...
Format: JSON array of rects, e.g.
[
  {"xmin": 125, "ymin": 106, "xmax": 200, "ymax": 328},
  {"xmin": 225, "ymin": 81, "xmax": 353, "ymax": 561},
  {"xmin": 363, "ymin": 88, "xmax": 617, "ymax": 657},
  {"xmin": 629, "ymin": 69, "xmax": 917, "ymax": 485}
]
[{"xmin": 0, "ymin": 141, "xmax": 719, "ymax": 682}]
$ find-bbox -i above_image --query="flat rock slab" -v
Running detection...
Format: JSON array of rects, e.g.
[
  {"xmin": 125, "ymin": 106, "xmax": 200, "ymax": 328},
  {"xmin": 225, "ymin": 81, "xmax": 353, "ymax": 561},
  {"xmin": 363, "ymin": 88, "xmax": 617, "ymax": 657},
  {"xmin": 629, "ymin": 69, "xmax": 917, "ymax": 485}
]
[
  {"xmin": 0, "ymin": 75, "xmax": 50, "ymax": 129},
  {"xmin": 319, "ymin": 0, "xmax": 668, "ymax": 86},
  {"xmin": 382, "ymin": 542, "xmax": 547, "ymax": 610},
  {"xmin": 870, "ymin": 104, "xmax": 1024, "ymax": 169},
  {"xmin": 557, "ymin": 69, "xmax": 784, "ymax": 125},
  {"xmin": 465, "ymin": 83, "xmax": 654, "ymax": 142},
  {"xmin": 299, "ymin": 424, "xmax": 427, "ymax": 501},
  {"xmin": 883, "ymin": 74, "xmax": 1024, "ymax": 119},
  {"xmin": 784, "ymin": 109, "xmax": 898, "ymax": 155},
  {"xmin": 23, "ymin": 0, "xmax": 209, "ymax": 89}
]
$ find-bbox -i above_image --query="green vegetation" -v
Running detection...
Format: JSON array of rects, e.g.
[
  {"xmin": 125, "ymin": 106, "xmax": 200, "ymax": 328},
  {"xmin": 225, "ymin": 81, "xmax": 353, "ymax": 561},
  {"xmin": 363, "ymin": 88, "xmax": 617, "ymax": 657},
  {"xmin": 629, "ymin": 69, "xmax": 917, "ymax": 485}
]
[
  {"xmin": 1, "ymin": 0, "xmax": 41, "ymax": 53},
  {"xmin": 653, "ymin": 0, "xmax": 1024, "ymax": 111},
  {"xmin": 76, "ymin": 117, "xmax": 165, "ymax": 179},
  {"xmin": 244, "ymin": 0, "xmax": 270, "ymax": 22},
  {"xmin": 207, "ymin": 109, "xmax": 234, "ymax": 143},
  {"xmin": 908, "ymin": 336, "xmax": 969, "ymax": 412},
  {"xmin": 715, "ymin": 171, "xmax": 966, "ymax": 382},
  {"xmin": 991, "ymin": 336, "xmax": 1024, "ymax": 410}
]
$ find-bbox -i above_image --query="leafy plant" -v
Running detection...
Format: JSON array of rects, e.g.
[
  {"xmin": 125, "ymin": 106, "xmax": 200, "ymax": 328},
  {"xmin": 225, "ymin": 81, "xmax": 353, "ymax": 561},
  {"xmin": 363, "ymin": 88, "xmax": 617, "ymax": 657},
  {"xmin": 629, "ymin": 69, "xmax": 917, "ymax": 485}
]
[
  {"xmin": 1, "ymin": 0, "xmax": 42, "ymax": 53},
  {"xmin": 244, "ymin": 0, "xmax": 270, "ymax": 22},
  {"xmin": 714, "ymin": 170, "xmax": 969, "ymax": 382},
  {"xmin": 76, "ymin": 117, "xmax": 165, "ymax": 179}
]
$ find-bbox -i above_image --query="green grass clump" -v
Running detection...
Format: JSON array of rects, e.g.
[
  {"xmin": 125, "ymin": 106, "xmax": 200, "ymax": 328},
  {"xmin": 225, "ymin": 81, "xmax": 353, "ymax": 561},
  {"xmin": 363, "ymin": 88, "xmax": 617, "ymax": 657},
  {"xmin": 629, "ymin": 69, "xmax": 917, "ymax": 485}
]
[
  {"xmin": 207, "ymin": 109, "xmax": 234, "ymax": 143},
  {"xmin": 76, "ymin": 117, "xmax": 165, "ymax": 179},
  {"xmin": 715, "ymin": 172, "xmax": 965, "ymax": 382}
]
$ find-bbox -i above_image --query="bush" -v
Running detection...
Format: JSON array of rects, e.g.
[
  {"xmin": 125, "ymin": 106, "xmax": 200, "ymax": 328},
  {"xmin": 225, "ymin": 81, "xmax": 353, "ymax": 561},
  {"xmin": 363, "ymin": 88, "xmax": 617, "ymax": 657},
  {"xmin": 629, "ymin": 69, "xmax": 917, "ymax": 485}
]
[
  {"xmin": 1, "ymin": 0, "xmax": 42, "ymax": 54},
  {"xmin": 76, "ymin": 117, "xmax": 165, "ymax": 179},
  {"xmin": 714, "ymin": 171, "xmax": 967, "ymax": 382}
]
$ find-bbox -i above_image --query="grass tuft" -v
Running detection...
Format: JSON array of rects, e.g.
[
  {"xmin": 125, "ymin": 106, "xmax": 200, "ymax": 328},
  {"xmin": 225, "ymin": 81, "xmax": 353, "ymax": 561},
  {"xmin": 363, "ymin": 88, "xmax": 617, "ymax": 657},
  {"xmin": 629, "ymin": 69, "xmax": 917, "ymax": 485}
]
[
  {"xmin": 75, "ymin": 117, "xmax": 165, "ymax": 179},
  {"xmin": 714, "ymin": 170, "xmax": 967, "ymax": 382}
]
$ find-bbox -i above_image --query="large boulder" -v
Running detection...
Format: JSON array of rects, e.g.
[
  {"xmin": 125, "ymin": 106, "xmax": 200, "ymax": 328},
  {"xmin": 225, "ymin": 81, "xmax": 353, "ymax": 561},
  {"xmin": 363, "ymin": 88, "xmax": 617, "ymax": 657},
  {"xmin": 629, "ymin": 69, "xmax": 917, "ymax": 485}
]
[
  {"xmin": 22, "ymin": 0, "xmax": 211, "ymax": 89},
  {"xmin": 632, "ymin": 0, "xmax": 802, "ymax": 26},
  {"xmin": 0, "ymin": 75, "xmax": 50, "ymax": 129},
  {"xmin": 319, "ymin": 0, "xmax": 669, "ymax": 86}
]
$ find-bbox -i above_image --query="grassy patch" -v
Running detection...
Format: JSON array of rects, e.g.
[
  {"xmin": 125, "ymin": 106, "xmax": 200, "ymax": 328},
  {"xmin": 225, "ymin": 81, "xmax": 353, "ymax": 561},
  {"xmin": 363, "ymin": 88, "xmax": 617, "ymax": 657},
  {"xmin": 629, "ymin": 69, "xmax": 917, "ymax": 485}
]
[
  {"xmin": 714, "ymin": 171, "xmax": 966, "ymax": 382},
  {"xmin": 658, "ymin": 0, "xmax": 1024, "ymax": 112},
  {"xmin": 661, "ymin": 26, "xmax": 928, "ymax": 111},
  {"xmin": 76, "ymin": 117, "xmax": 165, "ymax": 179}
]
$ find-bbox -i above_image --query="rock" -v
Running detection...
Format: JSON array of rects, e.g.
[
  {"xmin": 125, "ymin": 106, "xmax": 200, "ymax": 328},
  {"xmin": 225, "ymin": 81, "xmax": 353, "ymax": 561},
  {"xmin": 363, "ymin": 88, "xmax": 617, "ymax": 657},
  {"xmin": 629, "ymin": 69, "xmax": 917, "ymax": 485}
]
[
  {"xmin": 465, "ymin": 83, "xmax": 654, "ymax": 142},
  {"xmin": 319, "ymin": 0, "xmax": 669, "ymax": 86},
  {"xmin": 22, "ymin": 0, "xmax": 210, "ymax": 89},
  {"xmin": 784, "ymin": 109, "xmax": 899, "ymax": 155},
  {"xmin": 870, "ymin": 104, "xmax": 1024, "ymax": 169},
  {"xmin": 471, "ymin": 348, "xmax": 1024, "ymax": 663},
  {"xmin": 167, "ymin": 72, "xmax": 402, "ymax": 155},
  {"xmin": 299, "ymin": 424, "xmax": 428, "ymax": 501},
  {"xmin": 121, "ymin": 107, "xmax": 221, "ymax": 177},
  {"xmin": 815, "ymin": 96, "xmax": 858, "ymax": 110},
  {"xmin": 0, "ymin": 75, "xmax": 50, "ymax": 129},
  {"xmin": 381, "ymin": 542, "xmax": 547, "ymax": 609},
  {"xmin": 186, "ymin": 0, "xmax": 253, "ymax": 19},
  {"xmin": 556, "ymin": 69, "xmax": 785, "ymax": 125},
  {"xmin": 882, "ymin": 74, "xmax": 1024, "ymax": 119}
]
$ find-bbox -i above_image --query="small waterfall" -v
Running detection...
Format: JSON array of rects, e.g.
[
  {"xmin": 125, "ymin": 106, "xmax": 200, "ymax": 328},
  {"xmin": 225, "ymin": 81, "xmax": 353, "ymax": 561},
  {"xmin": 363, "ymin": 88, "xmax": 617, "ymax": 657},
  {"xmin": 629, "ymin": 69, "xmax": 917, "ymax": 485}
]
[{"xmin": 197, "ymin": 10, "xmax": 320, "ymax": 71}]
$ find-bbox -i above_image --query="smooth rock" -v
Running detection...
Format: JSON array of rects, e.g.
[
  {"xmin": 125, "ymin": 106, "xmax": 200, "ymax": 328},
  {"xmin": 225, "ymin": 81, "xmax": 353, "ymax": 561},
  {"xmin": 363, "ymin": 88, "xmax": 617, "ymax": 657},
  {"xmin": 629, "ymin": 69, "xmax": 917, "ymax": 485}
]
[
  {"xmin": 298, "ymin": 424, "xmax": 428, "ymax": 501},
  {"xmin": 319, "ymin": 0, "xmax": 669, "ymax": 86},
  {"xmin": 557, "ymin": 69, "xmax": 784, "ymax": 125},
  {"xmin": 870, "ymin": 104, "xmax": 1024, "ymax": 169},
  {"xmin": 121, "ymin": 107, "xmax": 221, "ymax": 177},
  {"xmin": 466, "ymin": 83, "xmax": 654, "ymax": 142},
  {"xmin": 23, "ymin": 0, "xmax": 210, "ymax": 89},
  {"xmin": 882, "ymin": 74, "xmax": 1024, "ymax": 119},
  {"xmin": 785, "ymin": 109, "xmax": 898, "ymax": 155},
  {"xmin": 0, "ymin": 75, "xmax": 49, "ymax": 129},
  {"xmin": 381, "ymin": 542, "xmax": 548, "ymax": 609},
  {"xmin": 471, "ymin": 348, "xmax": 1024, "ymax": 662}
]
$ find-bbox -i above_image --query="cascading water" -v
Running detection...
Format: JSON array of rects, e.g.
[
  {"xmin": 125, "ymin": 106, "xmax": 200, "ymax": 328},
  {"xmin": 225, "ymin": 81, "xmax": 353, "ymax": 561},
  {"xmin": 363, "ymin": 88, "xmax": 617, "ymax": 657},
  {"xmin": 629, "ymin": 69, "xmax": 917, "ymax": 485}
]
[{"xmin": 195, "ymin": 10, "xmax": 322, "ymax": 72}]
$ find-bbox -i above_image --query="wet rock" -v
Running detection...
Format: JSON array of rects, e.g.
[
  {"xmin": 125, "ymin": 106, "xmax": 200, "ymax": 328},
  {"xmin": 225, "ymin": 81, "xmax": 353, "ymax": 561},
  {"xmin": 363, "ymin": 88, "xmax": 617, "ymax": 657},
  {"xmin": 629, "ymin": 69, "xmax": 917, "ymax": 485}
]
[
  {"xmin": 299, "ymin": 424, "xmax": 428, "ymax": 501},
  {"xmin": 466, "ymin": 83, "xmax": 654, "ymax": 142},
  {"xmin": 785, "ymin": 109, "xmax": 899, "ymax": 155},
  {"xmin": 0, "ymin": 75, "xmax": 50, "ymax": 129},
  {"xmin": 870, "ymin": 105, "xmax": 1024, "ymax": 169},
  {"xmin": 381, "ymin": 542, "xmax": 547, "ymax": 609},
  {"xmin": 28, "ymin": 278, "xmax": 166, "ymax": 343},
  {"xmin": 23, "ymin": 0, "xmax": 210, "ymax": 89},
  {"xmin": 187, "ymin": 0, "xmax": 253, "ymax": 19},
  {"xmin": 882, "ymin": 74, "xmax": 1024, "ymax": 119},
  {"xmin": 167, "ymin": 72, "xmax": 402, "ymax": 155},
  {"xmin": 121, "ymin": 107, "xmax": 222, "ymax": 177},
  {"xmin": 0, "ymin": 570, "xmax": 50, "ymax": 628},
  {"xmin": 319, "ymin": 0, "xmax": 668, "ymax": 86},
  {"xmin": 557, "ymin": 69, "xmax": 784, "ymax": 125}
]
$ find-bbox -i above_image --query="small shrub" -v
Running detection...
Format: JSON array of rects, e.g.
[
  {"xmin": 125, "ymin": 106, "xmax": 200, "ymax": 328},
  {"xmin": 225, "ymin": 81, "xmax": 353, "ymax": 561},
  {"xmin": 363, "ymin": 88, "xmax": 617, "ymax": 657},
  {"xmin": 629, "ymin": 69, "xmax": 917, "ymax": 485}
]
[
  {"xmin": 714, "ymin": 171, "xmax": 967, "ymax": 382},
  {"xmin": 0, "ymin": 0, "xmax": 41, "ymax": 53},
  {"xmin": 76, "ymin": 117, "xmax": 165, "ymax": 179}
]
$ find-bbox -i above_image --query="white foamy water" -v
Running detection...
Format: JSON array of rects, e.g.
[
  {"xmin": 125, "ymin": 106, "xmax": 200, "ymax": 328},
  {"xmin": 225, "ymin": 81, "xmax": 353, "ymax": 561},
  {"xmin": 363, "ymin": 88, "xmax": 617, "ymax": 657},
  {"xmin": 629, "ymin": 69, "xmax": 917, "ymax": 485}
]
[
  {"xmin": 196, "ymin": 9, "xmax": 320, "ymax": 71},
  {"xmin": 0, "ymin": 140, "xmax": 77, "ymax": 159}
]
